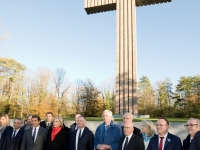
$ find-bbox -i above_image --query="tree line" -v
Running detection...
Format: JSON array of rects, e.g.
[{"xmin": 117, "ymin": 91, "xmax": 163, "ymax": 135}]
[
  {"xmin": 1, "ymin": 57, "xmax": 200, "ymax": 118},
  {"xmin": 0, "ymin": 57, "xmax": 115, "ymax": 118},
  {"xmin": 138, "ymin": 75, "xmax": 200, "ymax": 118}
]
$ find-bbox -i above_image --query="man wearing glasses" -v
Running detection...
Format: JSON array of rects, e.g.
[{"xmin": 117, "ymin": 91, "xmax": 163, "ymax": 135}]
[
  {"xmin": 121, "ymin": 113, "xmax": 141, "ymax": 135},
  {"xmin": 118, "ymin": 122, "xmax": 145, "ymax": 150},
  {"xmin": 147, "ymin": 117, "xmax": 182, "ymax": 150},
  {"xmin": 182, "ymin": 118, "xmax": 200, "ymax": 150}
]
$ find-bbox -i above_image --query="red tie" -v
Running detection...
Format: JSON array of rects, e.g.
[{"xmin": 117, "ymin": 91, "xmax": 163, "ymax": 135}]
[{"xmin": 158, "ymin": 137, "xmax": 164, "ymax": 150}]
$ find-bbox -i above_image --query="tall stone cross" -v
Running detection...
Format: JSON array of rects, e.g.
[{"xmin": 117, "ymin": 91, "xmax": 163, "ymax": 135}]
[{"xmin": 84, "ymin": 0, "xmax": 171, "ymax": 115}]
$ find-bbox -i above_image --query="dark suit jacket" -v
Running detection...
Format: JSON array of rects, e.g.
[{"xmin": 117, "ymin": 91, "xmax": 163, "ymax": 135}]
[
  {"xmin": 20, "ymin": 126, "xmax": 47, "ymax": 150},
  {"xmin": 0, "ymin": 126, "xmax": 13, "ymax": 150},
  {"xmin": 182, "ymin": 134, "xmax": 191, "ymax": 150},
  {"xmin": 21, "ymin": 124, "xmax": 31, "ymax": 131},
  {"xmin": 40, "ymin": 121, "xmax": 47, "ymax": 129},
  {"xmin": 121, "ymin": 126, "xmax": 141, "ymax": 135},
  {"xmin": 70, "ymin": 127, "xmax": 94, "ymax": 150},
  {"xmin": 63, "ymin": 124, "xmax": 70, "ymax": 136},
  {"xmin": 2, "ymin": 128, "xmax": 24, "ymax": 150},
  {"xmin": 40, "ymin": 121, "xmax": 52, "ymax": 129},
  {"xmin": 118, "ymin": 134, "xmax": 145, "ymax": 150},
  {"xmin": 69, "ymin": 123, "xmax": 76, "ymax": 134},
  {"xmin": 189, "ymin": 131, "xmax": 200, "ymax": 150},
  {"xmin": 147, "ymin": 133, "xmax": 182, "ymax": 150},
  {"xmin": 45, "ymin": 127, "xmax": 69, "ymax": 150}
]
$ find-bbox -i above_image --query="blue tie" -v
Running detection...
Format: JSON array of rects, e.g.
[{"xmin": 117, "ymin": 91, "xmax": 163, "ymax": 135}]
[{"xmin": 32, "ymin": 128, "xmax": 36, "ymax": 143}]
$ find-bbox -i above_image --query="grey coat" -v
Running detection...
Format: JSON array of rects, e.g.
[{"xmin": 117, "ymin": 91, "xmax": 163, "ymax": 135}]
[{"xmin": 20, "ymin": 126, "xmax": 47, "ymax": 150}]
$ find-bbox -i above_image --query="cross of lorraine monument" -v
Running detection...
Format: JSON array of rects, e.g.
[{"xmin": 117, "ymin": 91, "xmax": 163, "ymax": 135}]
[{"xmin": 84, "ymin": 0, "xmax": 171, "ymax": 115}]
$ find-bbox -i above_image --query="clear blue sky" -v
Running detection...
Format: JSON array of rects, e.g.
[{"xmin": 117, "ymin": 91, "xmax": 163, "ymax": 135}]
[{"xmin": 0, "ymin": 0, "xmax": 200, "ymax": 89}]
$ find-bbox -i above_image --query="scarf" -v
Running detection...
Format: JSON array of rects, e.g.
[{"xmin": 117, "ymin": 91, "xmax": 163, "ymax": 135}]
[
  {"xmin": 51, "ymin": 126, "xmax": 62, "ymax": 141},
  {"xmin": 142, "ymin": 133, "xmax": 152, "ymax": 142}
]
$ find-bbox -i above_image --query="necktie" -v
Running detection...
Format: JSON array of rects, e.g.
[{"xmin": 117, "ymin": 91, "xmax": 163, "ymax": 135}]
[
  {"xmin": 12, "ymin": 130, "xmax": 16, "ymax": 138},
  {"xmin": 158, "ymin": 137, "xmax": 164, "ymax": 150},
  {"xmin": 123, "ymin": 137, "xmax": 129, "ymax": 150},
  {"xmin": 47, "ymin": 123, "xmax": 50, "ymax": 129},
  {"xmin": 32, "ymin": 128, "xmax": 36, "ymax": 143},
  {"xmin": 78, "ymin": 129, "xmax": 81, "ymax": 142}
]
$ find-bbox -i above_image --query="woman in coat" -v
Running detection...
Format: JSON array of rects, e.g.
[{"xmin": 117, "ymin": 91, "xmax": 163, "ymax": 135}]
[
  {"xmin": 139, "ymin": 120, "xmax": 156, "ymax": 150},
  {"xmin": 0, "ymin": 113, "xmax": 13, "ymax": 149},
  {"xmin": 45, "ymin": 116, "xmax": 69, "ymax": 150}
]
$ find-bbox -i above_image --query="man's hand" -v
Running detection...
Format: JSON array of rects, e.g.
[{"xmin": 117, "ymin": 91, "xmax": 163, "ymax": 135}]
[{"xmin": 97, "ymin": 144, "xmax": 111, "ymax": 150}]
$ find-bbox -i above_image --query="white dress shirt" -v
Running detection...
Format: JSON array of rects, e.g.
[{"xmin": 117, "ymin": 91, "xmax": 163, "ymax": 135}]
[
  {"xmin": 32, "ymin": 126, "xmax": 40, "ymax": 142},
  {"xmin": 12, "ymin": 128, "xmax": 20, "ymax": 137},
  {"xmin": 122, "ymin": 133, "xmax": 133, "ymax": 150},
  {"xmin": 158, "ymin": 132, "xmax": 168, "ymax": 150},
  {"xmin": 76, "ymin": 127, "xmax": 85, "ymax": 150}
]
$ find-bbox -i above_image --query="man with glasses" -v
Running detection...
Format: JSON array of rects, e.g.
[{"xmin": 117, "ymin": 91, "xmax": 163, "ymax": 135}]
[
  {"xmin": 186, "ymin": 118, "xmax": 200, "ymax": 150},
  {"xmin": 147, "ymin": 117, "xmax": 182, "ymax": 150},
  {"xmin": 121, "ymin": 113, "xmax": 141, "ymax": 135},
  {"xmin": 182, "ymin": 118, "xmax": 200, "ymax": 150},
  {"xmin": 118, "ymin": 122, "xmax": 145, "ymax": 150}
]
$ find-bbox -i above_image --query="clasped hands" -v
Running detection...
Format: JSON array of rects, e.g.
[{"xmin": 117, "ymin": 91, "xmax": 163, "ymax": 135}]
[{"xmin": 97, "ymin": 144, "xmax": 111, "ymax": 150}]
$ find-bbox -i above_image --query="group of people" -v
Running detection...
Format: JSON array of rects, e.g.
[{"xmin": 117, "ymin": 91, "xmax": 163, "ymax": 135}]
[{"xmin": 0, "ymin": 110, "xmax": 200, "ymax": 150}]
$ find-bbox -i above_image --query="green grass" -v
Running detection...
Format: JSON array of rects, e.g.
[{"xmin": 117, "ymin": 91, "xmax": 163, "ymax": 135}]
[{"xmin": 65, "ymin": 117, "xmax": 188, "ymax": 122}]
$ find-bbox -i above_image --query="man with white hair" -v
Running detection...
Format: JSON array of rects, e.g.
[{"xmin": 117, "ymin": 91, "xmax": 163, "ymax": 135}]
[
  {"xmin": 121, "ymin": 113, "xmax": 141, "ymax": 135},
  {"xmin": 182, "ymin": 118, "xmax": 200, "ymax": 150},
  {"xmin": 94, "ymin": 110, "xmax": 122, "ymax": 150}
]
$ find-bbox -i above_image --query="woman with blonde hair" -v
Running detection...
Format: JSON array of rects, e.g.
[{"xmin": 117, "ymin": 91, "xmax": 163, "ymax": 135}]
[
  {"xmin": 139, "ymin": 120, "xmax": 156, "ymax": 150},
  {"xmin": 45, "ymin": 116, "xmax": 69, "ymax": 150},
  {"xmin": 0, "ymin": 113, "xmax": 12, "ymax": 149}
]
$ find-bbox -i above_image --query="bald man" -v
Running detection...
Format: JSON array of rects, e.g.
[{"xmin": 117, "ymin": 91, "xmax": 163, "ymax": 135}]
[{"xmin": 119, "ymin": 122, "xmax": 144, "ymax": 150}]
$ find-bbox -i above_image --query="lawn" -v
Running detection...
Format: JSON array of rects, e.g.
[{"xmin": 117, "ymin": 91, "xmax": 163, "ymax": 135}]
[{"xmin": 65, "ymin": 117, "xmax": 188, "ymax": 122}]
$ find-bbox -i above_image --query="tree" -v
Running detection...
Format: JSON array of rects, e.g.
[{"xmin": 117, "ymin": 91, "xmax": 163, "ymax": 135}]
[
  {"xmin": 176, "ymin": 75, "xmax": 200, "ymax": 103},
  {"xmin": 138, "ymin": 76, "xmax": 156, "ymax": 114},
  {"xmin": 155, "ymin": 78, "xmax": 173, "ymax": 108},
  {"xmin": 99, "ymin": 77, "xmax": 116, "ymax": 113},
  {"xmin": 0, "ymin": 57, "xmax": 26, "ymax": 114},
  {"xmin": 72, "ymin": 79, "xmax": 105, "ymax": 117}
]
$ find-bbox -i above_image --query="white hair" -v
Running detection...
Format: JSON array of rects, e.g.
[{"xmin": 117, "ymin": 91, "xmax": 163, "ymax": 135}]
[
  {"xmin": 189, "ymin": 118, "xmax": 200, "ymax": 124},
  {"xmin": 102, "ymin": 110, "xmax": 112, "ymax": 117},
  {"xmin": 123, "ymin": 112, "xmax": 133, "ymax": 119}
]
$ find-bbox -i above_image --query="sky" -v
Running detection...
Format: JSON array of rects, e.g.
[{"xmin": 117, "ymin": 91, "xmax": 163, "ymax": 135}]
[{"xmin": 0, "ymin": 0, "xmax": 200, "ymax": 90}]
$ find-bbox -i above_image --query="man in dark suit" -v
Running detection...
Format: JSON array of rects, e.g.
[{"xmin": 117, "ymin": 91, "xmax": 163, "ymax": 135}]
[
  {"xmin": 189, "ymin": 130, "xmax": 200, "ymax": 150},
  {"xmin": 182, "ymin": 118, "xmax": 200, "ymax": 150},
  {"xmin": 119, "ymin": 122, "xmax": 144, "ymax": 150},
  {"xmin": 20, "ymin": 115, "xmax": 47, "ymax": 150},
  {"xmin": 69, "ymin": 114, "xmax": 81, "ymax": 134},
  {"xmin": 121, "ymin": 113, "xmax": 141, "ymax": 135},
  {"xmin": 147, "ymin": 117, "xmax": 182, "ymax": 150},
  {"xmin": 70, "ymin": 115, "xmax": 94, "ymax": 150},
  {"xmin": 40, "ymin": 112, "xmax": 53, "ymax": 129},
  {"xmin": 22, "ymin": 114, "xmax": 33, "ymax": 131},
  {"xmin": 2, "ymin": 118, "xmax": 24, "ymax": 150}
]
